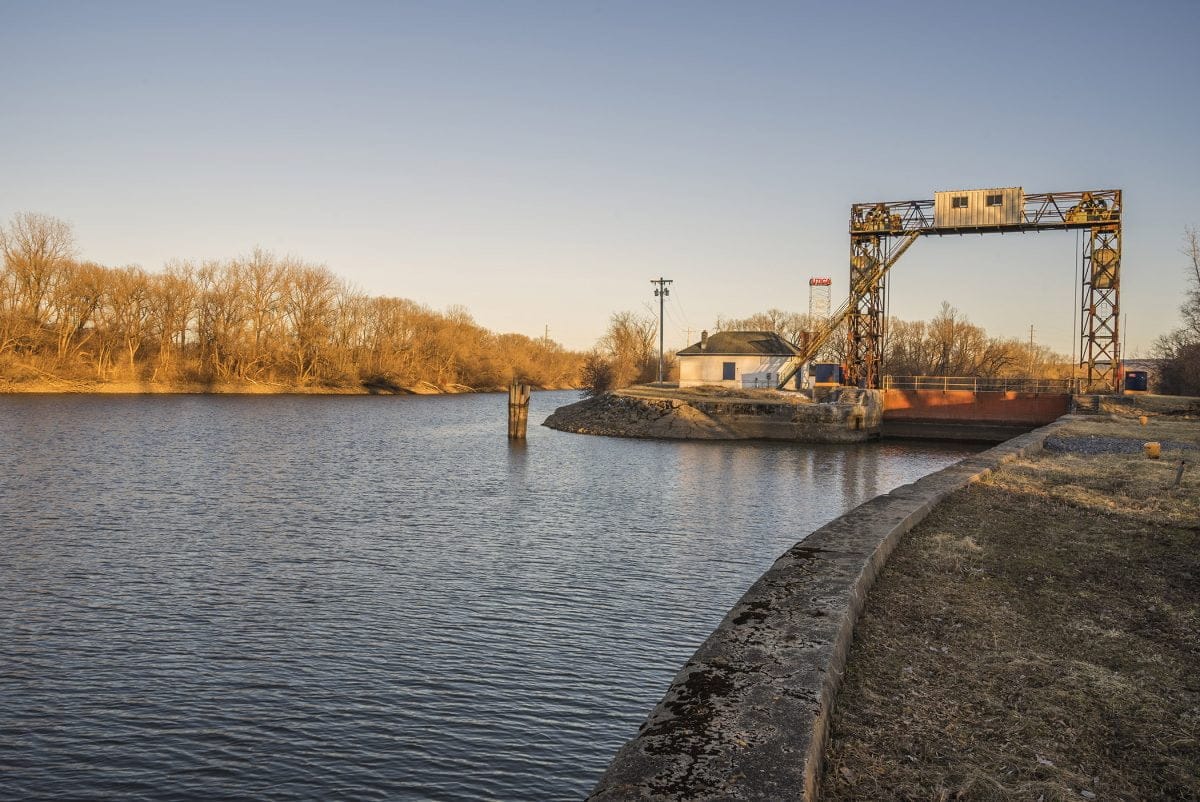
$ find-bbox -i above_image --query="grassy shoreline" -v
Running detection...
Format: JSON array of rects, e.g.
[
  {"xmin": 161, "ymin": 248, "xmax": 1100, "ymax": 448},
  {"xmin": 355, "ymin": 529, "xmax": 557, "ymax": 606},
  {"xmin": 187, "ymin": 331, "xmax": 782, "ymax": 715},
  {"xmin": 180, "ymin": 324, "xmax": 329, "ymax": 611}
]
[{"xmin": 822, "ymin": 397, "xmax": 1199, "ymax": 801}]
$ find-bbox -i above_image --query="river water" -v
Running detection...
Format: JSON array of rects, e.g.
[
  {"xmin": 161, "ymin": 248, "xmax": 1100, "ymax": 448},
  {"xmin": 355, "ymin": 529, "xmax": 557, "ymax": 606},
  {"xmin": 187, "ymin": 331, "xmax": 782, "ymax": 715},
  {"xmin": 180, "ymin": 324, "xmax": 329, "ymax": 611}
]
[{"xmin": 0, "ymin": 392, "xmax": 978, "ymax": 800}]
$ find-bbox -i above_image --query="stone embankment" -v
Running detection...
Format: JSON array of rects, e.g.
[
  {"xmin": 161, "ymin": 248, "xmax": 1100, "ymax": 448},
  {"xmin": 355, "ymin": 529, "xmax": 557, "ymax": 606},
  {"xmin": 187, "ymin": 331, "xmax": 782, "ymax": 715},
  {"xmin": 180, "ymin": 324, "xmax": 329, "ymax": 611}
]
[
  {"xmin": 586, "ymin": 424, "xmax": 1056, "ymax": 801},
  {"xmin": 543, "ymin": 387, "xmax": 881, "ymax": 443},
  {"xmin": 587, "ymin": 395, "xmax": 1199, "ymax": 801}
]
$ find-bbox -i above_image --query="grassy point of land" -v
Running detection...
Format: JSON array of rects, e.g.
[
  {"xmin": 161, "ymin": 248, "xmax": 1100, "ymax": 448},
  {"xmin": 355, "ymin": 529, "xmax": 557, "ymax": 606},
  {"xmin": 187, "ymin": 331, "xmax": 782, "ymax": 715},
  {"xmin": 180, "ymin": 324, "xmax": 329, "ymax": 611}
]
[
  {"xmin": 823, "ymin": 397, "xmax": 1200, "ymax": 802},
  {"xmin": 617, "ymin": 383, "xmax": 814, "ymax": 405}
]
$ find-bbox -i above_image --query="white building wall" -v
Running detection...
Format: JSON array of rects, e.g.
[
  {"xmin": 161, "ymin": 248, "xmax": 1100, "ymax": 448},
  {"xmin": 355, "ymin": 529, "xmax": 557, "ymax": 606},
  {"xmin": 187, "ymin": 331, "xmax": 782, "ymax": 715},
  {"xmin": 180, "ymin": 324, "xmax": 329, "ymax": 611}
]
[{"xmin": 678, "ymin": 354, "xmax": 795, "ymax": 388}]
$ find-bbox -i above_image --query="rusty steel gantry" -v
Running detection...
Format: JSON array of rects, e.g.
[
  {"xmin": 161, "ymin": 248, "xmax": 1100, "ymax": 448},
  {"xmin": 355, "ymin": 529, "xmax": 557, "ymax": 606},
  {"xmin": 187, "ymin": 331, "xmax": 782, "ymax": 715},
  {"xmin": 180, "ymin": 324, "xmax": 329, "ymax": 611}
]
[{"xmin": 778, "ymin": 188, "xmax": 1122, "ymax": 393}]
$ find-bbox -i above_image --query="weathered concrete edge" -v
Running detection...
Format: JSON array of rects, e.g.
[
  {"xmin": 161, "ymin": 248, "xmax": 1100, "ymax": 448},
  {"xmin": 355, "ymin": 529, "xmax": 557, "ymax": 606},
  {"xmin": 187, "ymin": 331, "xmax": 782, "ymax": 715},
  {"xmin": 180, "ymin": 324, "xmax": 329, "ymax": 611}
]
[{"xmin": 588, "ymin": 417, "xmax": 1072, "ymax": 802}]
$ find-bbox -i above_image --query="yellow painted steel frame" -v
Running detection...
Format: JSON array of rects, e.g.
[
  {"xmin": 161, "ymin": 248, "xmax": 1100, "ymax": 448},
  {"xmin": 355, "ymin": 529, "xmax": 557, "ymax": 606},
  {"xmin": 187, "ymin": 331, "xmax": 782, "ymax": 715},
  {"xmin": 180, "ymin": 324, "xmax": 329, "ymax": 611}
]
[
  {"xmin": 847, "ymin": 234, "xmax": 886, "ymax": 389},
  {"xmin": 1081, "ymin": 224, "xmax": 1121, "ymax": 393},
  {"xmin": 843, "ymin": 189, "xmax": 1122, "ymax": 393}
]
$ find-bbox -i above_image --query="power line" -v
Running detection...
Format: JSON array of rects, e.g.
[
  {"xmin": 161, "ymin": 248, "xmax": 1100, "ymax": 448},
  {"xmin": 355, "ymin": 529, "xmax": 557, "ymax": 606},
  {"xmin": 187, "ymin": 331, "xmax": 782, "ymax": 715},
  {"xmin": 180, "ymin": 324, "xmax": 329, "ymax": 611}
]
[
  {"xmin": 671, "ymin": 290, "xmax": 693, "ymax": 331},
  {"xmin": 664, "ymin": 299, "xmax": 684, "ymax": 330}
]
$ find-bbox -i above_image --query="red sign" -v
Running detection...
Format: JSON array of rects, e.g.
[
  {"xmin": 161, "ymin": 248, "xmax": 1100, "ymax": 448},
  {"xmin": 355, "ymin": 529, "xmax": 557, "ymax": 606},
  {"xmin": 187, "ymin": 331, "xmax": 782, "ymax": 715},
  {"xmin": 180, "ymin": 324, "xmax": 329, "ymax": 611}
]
[{"xmin": 809, "ymin": 277, "xmax": 832, "ymax": 286}]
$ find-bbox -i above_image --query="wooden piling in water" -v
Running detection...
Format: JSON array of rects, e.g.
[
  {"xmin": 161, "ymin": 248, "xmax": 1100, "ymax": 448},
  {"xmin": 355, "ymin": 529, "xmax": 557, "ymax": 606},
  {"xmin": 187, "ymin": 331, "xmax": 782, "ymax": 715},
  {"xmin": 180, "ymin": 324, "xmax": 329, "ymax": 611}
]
[{"xmin": 508, "ymin": 381, "xmax": 531, "ymax": 439}]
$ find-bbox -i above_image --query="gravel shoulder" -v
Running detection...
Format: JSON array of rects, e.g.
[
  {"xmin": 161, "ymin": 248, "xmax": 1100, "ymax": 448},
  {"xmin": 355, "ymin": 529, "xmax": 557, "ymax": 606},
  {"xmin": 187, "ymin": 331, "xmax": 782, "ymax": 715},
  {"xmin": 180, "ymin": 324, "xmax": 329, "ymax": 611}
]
[{"xmin": 822, "ymin": 398, "xmax": 1200, "ymax": 801}]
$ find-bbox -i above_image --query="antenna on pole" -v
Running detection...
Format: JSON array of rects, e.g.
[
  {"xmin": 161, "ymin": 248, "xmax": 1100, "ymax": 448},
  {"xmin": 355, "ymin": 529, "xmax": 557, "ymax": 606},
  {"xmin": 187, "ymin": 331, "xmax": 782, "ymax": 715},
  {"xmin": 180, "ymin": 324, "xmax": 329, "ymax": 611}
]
[
  {"xmin": 651, "ymin": 277, "xmax": 673, "ymax": 385},
  {"xmin": 1029, "ymin": 324, "xmax": 1035, "ymax": 377}
]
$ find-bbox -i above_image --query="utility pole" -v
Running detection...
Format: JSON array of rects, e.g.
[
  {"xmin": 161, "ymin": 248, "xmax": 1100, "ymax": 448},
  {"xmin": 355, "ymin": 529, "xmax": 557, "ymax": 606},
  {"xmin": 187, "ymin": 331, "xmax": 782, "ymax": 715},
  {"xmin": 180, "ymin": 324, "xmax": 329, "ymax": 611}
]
[
  {"xmin": 543, "ymin": 325, "xmax": 549, "ymax": 345},
  {"xmin": 651, "ymin": 277, "xmax": 673, "ymax": 384}
]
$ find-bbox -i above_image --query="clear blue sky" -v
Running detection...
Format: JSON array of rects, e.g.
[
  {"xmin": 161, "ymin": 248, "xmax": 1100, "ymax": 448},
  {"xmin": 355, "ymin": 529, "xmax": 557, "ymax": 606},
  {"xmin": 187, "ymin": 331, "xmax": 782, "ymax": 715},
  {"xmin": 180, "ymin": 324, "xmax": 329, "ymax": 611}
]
[{"xmin": 2, "ymin": 0, "xmax": 1197, "ymax": 356}]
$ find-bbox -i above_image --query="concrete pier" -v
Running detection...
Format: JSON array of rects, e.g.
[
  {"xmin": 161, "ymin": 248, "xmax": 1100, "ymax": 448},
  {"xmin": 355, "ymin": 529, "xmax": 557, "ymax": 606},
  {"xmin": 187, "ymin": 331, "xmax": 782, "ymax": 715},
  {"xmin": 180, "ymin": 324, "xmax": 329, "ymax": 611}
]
[{"xmin": 543, "ymin": 388, "xmax": 882, "ymax": 443}]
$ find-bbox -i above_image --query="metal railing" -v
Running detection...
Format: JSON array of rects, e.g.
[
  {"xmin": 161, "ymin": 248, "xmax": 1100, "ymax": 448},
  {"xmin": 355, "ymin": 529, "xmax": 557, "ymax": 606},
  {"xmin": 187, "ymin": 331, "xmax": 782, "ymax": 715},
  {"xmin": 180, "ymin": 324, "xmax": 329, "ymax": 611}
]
[{"xmin": 882, "ymin": 375, "xmax": 1076, "ymax": 394}]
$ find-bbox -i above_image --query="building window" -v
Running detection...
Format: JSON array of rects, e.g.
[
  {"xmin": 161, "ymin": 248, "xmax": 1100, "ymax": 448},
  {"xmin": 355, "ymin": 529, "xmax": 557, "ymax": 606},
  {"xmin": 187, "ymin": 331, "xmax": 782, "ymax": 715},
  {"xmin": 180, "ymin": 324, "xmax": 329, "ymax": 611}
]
[
  {"xmin": 986, "ymin": 194, "xmax": 1003, "ymax": 207},
  {"xmin": 951, "ymin": 196, "xmax": 968, "ymax": 209},
  {"xmin": 722, "ymin": 362, "xmax": 736, "ymax": 381}
]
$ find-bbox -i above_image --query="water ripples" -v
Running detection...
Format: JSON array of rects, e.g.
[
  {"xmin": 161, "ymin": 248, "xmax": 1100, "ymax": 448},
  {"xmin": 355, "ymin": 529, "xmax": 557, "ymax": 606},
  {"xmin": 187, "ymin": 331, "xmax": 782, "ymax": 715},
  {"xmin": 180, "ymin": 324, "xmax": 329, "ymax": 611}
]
[{"xmin": 0, "ymin": 392, "xmax": 977, "ymax": 800}]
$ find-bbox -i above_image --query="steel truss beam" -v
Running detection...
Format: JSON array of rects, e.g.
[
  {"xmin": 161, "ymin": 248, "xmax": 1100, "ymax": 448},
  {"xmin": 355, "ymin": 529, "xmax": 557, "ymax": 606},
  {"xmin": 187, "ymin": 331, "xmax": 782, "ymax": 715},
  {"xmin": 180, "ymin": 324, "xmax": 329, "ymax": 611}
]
[{"xmin": 843, "ymin": 189, "xmax": 1122, "ymax": 392}]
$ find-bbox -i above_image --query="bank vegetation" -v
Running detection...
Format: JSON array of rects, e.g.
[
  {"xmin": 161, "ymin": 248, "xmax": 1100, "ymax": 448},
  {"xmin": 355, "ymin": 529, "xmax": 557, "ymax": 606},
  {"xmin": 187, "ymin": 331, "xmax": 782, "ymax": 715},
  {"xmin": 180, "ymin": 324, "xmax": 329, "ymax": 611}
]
[
  {"xmin": 0, "ymin": 212, "xmax": 583, "ymax": 393},
  {"xmin": 583, "ymin": 303, "xmax": 1072, "ymax": 396}
]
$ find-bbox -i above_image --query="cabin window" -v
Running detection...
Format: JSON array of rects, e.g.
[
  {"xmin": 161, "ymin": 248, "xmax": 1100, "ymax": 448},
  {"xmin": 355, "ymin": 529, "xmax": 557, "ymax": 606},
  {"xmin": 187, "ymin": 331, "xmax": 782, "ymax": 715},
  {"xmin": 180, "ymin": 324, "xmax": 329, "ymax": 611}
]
[
  {"xmin": 951, "ymin": 196, "xmax": 968, "ymax": 209},
  {"xmin": 722, "ymin": 362, "xmax": 736, "ymax": 381},
  {"xmin": 986, "ymin": 194, "xmax": 1003, "ymax": 207}
]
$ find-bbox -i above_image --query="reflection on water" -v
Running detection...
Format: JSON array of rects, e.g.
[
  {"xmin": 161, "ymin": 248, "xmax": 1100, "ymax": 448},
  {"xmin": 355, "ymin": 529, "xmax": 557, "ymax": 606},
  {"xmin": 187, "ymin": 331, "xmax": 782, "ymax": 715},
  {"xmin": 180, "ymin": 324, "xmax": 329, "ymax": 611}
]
[{"xmin": 0, "ymin": 392, "xmax": 978, "ymax": 800}]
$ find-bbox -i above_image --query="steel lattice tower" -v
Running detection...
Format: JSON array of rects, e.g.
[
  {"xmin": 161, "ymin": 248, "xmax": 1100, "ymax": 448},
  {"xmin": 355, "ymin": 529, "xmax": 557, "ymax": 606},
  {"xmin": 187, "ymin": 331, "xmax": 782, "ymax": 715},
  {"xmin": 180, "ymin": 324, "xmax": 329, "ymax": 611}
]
[{"xmin": 808, "ymin": 277, "xmax": 831, "ymax": 321}]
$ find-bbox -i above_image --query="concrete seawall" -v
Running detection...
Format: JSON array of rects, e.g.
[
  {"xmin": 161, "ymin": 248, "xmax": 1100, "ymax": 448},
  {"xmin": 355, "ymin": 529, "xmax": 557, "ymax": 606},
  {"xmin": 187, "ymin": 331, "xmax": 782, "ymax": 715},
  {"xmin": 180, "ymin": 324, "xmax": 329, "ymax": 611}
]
[{"xmin": 587, "ymin": 419, "xmax": 1068, "ymax": 801}]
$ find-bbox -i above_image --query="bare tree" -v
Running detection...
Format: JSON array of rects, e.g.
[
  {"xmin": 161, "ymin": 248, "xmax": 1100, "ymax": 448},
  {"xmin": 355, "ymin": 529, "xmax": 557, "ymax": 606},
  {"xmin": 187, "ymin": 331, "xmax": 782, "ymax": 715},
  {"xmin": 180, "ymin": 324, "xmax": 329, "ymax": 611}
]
[
  {"xmin": 0, "ymin": 212, "xmax": 76, "ymax": 332},
  {"xmin": 196, "ymin": 260, "xmax": 250, "ymax": 380},
  {"xmin": 1178, "ymin": 227, "xmax": 1200, "ymax": 338},
  {"xmin": 104, "ymin": 266, "xmax": 152, "ymax": 375},
  {"xmin": 881, "ymin": 302, "xmax": 1067, "ymax": 378},
  {"xmin": 1153, "ymin": 227, "xmax": 1200, "ymax": 395},
  {"xmin": 716, "ymin": 308, "xmax": 807, "ymax": 343},
  {"xmin": 47, "ymin": 261, "xmax": 104, "ymax": 364},
  {"xmin": 282, "ymin": 262, "xmax": 340, "ymax": 382},
  {"xmin": 147, "ymin": 261, "xmax": 198, "ymax": 380},
  {"xmin": 240, "ymin": 249, "xmax": 287, "ymax": 379},
  {"xmin": 597, "ymin": 311, "xmax": 657, "ymax": 389},
  {"xmin": 0, "ymin": 259, "xmax": 20, "ymax": 355},
  {"xmin": 330, "ymin": 287, "xmax": 371, "ymax": 379}
]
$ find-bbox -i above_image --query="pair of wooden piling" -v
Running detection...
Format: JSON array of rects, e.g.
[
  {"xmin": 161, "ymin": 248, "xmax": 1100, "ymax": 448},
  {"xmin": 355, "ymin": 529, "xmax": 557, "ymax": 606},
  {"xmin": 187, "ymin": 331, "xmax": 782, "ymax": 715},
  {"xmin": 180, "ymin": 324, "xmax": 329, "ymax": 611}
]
[{"xmin": 507, "ymin": 381, "xmax": 531, "ymax": 439}]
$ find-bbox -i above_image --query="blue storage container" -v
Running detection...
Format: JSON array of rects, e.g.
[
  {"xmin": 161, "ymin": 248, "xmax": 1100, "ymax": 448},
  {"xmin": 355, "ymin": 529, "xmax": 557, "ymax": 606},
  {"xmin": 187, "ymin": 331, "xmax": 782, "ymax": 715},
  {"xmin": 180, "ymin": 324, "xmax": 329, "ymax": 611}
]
[{"xmin": 1124, "ymin": 370, "xmax": 1148, "ymax": 392}]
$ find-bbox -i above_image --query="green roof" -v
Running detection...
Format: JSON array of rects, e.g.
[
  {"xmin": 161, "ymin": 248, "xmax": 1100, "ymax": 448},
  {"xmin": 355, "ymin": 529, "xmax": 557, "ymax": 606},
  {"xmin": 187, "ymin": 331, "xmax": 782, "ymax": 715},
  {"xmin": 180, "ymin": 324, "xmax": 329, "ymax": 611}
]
[{"xmin": 677, "ymin": 330, "xmax": 801, "ymax": 357}]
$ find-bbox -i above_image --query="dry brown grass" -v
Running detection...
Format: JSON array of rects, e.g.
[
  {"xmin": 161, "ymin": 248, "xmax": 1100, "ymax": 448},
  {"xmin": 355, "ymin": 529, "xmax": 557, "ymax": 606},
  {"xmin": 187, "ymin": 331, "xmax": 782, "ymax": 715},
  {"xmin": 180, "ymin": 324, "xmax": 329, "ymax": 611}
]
[
  {"xmin": 1096, "ymin": 394, "xmax": 1200, "ymax": 419},
  {"xmin": 1056, "ymin": 416, "xmax": 1200, "ymax": 449},
  {"xmin": 822, "ymin": 409, "xmax": 1200, "ymax": 801}
]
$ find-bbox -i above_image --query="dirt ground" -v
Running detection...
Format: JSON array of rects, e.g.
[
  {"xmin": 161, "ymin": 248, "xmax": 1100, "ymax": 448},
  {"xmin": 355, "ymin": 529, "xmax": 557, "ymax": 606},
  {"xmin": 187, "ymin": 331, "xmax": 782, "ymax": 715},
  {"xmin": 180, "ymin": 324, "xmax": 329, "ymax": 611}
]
[
  {"xmin": 822, "ymin": 397, "xmax": 1200, "ymax": 801},
  {"xmin": 619, "ymin": 383, "xmax": 812, "ymax": 405}
]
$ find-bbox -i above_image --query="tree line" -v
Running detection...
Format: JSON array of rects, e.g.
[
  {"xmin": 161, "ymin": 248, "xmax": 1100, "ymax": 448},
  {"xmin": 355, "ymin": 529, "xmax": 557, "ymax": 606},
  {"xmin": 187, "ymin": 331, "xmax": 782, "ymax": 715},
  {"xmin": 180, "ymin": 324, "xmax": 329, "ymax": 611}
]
[
  {"xmin": 588, "ymin": 226, "xmax": 1200, "ymax": 396},
  {"xmin": 585, "ymin": 302, "xmax": 1073, "ymax": 395},
  {"xmin": 0, "ymin": 212, "xmax": 582, "ymax": 390},
  {"xmin": 717, "ymin": 303, "xmax": 1071, "ymax": 379}
]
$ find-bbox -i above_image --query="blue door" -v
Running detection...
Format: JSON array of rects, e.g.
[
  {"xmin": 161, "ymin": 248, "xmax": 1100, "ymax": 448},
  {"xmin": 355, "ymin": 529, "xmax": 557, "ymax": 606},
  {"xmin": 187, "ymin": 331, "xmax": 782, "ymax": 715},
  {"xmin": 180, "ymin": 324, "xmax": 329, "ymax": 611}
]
[{"xmin": 722, "ymin": 362, "xmax": 735, "ymax": 381}]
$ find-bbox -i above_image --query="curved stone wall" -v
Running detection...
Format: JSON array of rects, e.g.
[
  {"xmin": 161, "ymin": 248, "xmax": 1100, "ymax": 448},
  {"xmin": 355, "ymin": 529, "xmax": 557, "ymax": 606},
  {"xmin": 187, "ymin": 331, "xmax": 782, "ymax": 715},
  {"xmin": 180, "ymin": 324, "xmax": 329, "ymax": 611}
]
[{"xmin": 587, "ymin": 420, "xmax": 1065, "ymax": 801}]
